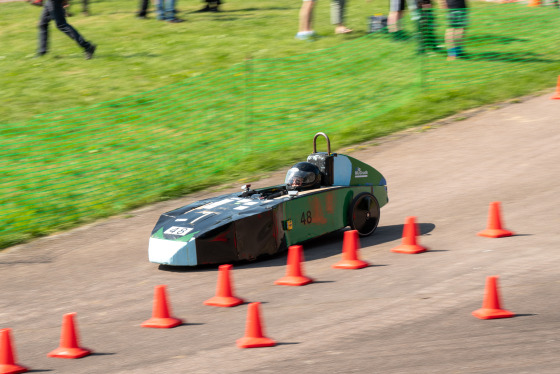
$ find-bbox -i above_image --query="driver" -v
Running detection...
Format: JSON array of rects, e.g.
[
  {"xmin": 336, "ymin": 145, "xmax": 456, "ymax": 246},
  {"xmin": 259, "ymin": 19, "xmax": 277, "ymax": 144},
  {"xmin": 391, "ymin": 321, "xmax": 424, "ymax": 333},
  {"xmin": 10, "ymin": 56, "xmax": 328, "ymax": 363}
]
[{"xmin": 285, "ymin": 162, "xmax": 321, "ymax": 191}]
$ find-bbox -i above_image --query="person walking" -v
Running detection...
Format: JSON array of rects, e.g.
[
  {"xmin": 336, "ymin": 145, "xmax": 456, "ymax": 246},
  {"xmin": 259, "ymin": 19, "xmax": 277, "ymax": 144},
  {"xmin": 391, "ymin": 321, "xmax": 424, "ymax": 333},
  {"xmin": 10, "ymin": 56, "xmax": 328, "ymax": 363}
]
[
  {"xmin": 37, "ymin": 0, "xmax": 96, "ymax": 59},
  {"xmin": 439, "ymin": 0, "xmax": 468, "ymax": 60}
]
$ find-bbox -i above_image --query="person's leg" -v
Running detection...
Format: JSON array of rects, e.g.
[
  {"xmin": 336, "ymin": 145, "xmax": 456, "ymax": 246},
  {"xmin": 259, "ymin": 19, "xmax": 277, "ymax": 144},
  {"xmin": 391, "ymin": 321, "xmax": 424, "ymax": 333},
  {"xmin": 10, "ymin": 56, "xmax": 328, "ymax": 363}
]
[
  {"xmin": 416, "ymin": 0, "xmax": 437, "ymax": 53},
  {"xmin": 51, "ymin": 0, "xmax": 93, "ymax": 51},
  {"xmin": 82, "ymin": 0, "xmax": 89, "ymax": 15},
  {"xmin": 298, "ymin": 0, "xmax": 314, "ymax": 33},
  {"xmin": 156, "ymin": 0, "xmax": 164, "ymax": 19},
  {"xmin": 165, "ymin": 0, "xmax": 175, "ymax": 19},
  {"xmin": 296, "ymin": 0, "xmax": 316, "ymax": 39},
  {"xmin": 137, "ymin": 0, "xmax": 149, "ymax": 17},
  {"xmin": 446, "ymin": 9, "xmax": 467, "ymax": 60},
  {"xmin": 387, "ymin": 0, "xmax": 404, "ymax": 33},
  {"xmin": 332, "ymin": 0, "xmax": 351, "ymax": 33},
  {"xmin": 37, "ymin": 3, "xmax": 51, "ymax": 55}
]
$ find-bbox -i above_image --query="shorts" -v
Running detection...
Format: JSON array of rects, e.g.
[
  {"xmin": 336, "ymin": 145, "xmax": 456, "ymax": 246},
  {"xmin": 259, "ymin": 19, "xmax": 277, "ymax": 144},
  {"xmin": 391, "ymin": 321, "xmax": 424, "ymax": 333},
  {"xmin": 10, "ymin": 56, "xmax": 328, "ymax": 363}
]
[
  {"xmin": 390, "ymin": 0, "xmax": 423, "ymax": 12},
  {"xmin": 389, "ymin": 0, "xmax": 405, "ymax": 12},
  {"xmin": 448, "ymin": 8, "xmax": 467, "ymax": 28}
]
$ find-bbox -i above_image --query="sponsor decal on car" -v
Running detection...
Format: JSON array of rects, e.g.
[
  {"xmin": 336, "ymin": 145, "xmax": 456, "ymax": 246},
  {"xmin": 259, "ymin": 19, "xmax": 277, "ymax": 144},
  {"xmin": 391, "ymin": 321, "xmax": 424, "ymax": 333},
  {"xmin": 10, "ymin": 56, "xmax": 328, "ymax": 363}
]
[{"xmin": 354, "ymin": 167, "xmax": 368, "ymax": 178}]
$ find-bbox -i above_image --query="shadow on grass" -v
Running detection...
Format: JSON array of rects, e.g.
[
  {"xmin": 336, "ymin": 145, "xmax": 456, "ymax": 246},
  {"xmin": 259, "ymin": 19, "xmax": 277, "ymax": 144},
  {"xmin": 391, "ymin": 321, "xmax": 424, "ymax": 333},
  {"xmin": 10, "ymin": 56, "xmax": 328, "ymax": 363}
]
[
  {"xmin": 470, "ymin": 51, "xmax": 556, "ymax": 64},
  {"xmin": 469, "ymin": 34, "xmax": 529, "ymax": 46}
]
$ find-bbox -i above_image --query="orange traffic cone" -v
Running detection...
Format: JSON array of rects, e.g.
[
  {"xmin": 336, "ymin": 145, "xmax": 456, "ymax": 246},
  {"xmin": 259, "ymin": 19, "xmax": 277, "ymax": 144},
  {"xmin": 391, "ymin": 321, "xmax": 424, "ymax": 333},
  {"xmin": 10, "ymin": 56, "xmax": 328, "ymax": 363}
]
[
  {"xmin": 0, "ymin": 329, "xmax": 28, "ymax": 374},
  {"xmin": 236, "ymin": 302, "xmax": 276, "ymax": 348},
  {"xmin": 551, "ymin": 75, "xmax": 560, "ymax": 100},
  {"xmin": 204, "ymin": 264, "xmax": 244, "ymax": 307},
  {"xmin": 274, "ymin": 245, "xmax": 314, "ymax": 285},
  {"xmin": 472, "ymin": 276, "xmax": 515, "ymax": 319},
  {"xmin": 332, "ymin": 230, "xmax": 370, "ymax": 269},
  {"xmin": 141, "ymin": 285, "xmax": 183, "ymax": 328},
  {"xmin": 390, "ymin": 217, "xmax": 428, "ymax": 254},
  {"xmin": 47, "ymin": 313, "xmax": 92, "ymax": 359},
  {"xmin": 528, "ymin": 0, "xmax": 540, "ymax": 6},
  {"xmin": 477, "ymin": 202, "xmax": 514, "ymax": 238}
]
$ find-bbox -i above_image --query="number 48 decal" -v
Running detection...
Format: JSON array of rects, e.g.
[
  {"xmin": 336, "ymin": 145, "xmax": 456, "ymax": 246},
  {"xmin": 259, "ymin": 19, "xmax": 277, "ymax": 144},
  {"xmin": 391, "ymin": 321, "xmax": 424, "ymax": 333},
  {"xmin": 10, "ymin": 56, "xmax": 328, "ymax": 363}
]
[{"xmin": 300, "ymin": 210, "xmax": 312, "ymax": 225}]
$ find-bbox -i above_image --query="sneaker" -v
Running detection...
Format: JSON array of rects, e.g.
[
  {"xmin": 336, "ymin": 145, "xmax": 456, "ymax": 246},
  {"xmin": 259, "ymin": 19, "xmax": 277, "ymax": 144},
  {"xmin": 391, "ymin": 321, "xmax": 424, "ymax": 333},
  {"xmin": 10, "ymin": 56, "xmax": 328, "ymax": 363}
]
[
  {"xmin": 167, "ymin": 18, "xmax": 185, "ymax": 23},
  {"xmin": 85, "ymin": 44, "xmax": 96, "ymax": 60},
  {"xmin": 295, "ymin": 31, "xmax": 316, "ymax": 40}
]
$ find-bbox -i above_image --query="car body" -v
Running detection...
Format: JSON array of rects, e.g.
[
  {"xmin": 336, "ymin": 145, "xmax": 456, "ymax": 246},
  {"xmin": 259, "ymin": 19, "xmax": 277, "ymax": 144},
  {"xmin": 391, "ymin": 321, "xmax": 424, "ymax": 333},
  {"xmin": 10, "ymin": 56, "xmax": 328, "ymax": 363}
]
[{"xmin": 149, "ymin": 133, "xmax": 388, "ymax": 266}]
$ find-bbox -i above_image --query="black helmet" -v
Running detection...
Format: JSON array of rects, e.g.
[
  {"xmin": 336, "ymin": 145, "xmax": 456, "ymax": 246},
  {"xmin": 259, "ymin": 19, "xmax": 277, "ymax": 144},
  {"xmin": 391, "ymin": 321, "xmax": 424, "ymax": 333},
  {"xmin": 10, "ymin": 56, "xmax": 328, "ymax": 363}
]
[{"xmin": 285, "ymin": 162, "xmax": 321, "ymax": 191}]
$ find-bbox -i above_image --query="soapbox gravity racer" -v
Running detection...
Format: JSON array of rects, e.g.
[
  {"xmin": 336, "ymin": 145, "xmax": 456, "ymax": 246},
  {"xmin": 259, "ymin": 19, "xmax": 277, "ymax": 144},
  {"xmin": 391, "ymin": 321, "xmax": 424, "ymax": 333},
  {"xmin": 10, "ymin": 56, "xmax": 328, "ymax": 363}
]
[{"xmin": 149, "ymin": 133, "xmax": 388, "ymax": 266}]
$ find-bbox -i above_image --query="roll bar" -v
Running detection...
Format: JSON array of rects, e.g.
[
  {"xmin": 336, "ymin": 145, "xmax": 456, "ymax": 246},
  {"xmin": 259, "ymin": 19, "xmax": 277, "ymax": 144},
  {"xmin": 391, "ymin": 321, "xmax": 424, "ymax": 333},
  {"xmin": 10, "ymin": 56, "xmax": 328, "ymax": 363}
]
[{"xmin": 313, "ymin": 132, "xmax": 331, "ymax": 155}]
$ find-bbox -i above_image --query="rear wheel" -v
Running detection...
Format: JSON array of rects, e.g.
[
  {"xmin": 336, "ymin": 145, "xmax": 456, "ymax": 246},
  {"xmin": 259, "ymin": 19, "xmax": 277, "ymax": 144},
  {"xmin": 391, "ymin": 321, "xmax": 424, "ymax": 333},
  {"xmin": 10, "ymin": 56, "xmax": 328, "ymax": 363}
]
[{"xmin": 348, "ymin": 192, "xmax": 380, "ymax": 236}]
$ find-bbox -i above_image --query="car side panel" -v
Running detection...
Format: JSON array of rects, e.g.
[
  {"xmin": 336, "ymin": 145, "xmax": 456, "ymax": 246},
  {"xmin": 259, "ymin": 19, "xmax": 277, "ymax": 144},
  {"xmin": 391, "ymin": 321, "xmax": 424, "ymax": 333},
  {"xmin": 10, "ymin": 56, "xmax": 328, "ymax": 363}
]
[
  {"xmin": 282, "ymin": 186, "xmax": 372, "ymax": 246},
  {"xmin": 235, "ymin": 210, "xmax": 278, "ymax": 261}
]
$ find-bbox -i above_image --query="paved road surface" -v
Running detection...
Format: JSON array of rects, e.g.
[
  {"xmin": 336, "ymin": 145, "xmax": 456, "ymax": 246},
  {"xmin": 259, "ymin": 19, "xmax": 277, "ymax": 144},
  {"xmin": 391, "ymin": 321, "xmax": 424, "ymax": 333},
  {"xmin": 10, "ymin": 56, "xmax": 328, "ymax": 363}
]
[{"xmin": 1, "ymin": 92, "xmax": 559, "ymax": 373}]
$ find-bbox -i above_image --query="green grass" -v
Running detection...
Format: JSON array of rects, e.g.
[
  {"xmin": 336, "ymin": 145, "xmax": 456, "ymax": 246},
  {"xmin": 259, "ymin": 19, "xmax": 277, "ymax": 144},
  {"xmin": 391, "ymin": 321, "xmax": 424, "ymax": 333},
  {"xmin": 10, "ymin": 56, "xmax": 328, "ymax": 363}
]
[{"xmin": 1, "ymin": 0, "xmax": 559, "ymax": 249}]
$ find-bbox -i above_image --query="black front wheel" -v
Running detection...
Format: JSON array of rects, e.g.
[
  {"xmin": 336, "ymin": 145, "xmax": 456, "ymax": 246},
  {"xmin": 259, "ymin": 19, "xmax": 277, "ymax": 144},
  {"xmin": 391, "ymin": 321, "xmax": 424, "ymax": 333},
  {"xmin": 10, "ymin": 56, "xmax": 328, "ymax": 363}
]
[{"xmin": 348, "ymin": 192, "xmax": 380, "ymax": 236}]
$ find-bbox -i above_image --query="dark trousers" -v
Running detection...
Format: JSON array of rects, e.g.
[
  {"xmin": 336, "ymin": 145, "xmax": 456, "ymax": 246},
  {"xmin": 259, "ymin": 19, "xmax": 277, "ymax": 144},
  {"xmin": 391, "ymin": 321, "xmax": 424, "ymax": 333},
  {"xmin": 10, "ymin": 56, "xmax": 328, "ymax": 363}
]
[
  {"xmin": 38, "ymin": 0, "xmax": 92, "ymax": 54},
  {"xmin": 138, "ymin": 0, "xmax": 150, "ymax": 16}
]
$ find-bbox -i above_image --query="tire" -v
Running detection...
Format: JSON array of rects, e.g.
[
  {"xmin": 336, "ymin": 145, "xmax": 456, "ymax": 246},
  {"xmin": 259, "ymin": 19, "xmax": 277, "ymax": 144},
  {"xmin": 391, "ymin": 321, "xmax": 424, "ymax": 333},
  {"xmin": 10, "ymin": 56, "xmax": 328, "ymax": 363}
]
[{"xmin": 347, "ymin": 192, "xmax": 380, "ymax": 236}]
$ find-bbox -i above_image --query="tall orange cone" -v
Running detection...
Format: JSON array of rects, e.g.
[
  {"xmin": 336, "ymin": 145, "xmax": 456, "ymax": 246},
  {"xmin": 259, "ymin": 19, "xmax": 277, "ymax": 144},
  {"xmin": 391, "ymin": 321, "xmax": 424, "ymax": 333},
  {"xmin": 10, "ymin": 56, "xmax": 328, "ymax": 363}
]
[
  {"xmin": 236, "ymin": 302, "xmax": 276, "ymax": 348},
  {"xmin": 472, "ymin": 276, "xmax": 515, "ymax": 319},
  {"xmin": 274, "ymin": 245, "xmax": 314, "ymax": 285},
  {"xmin": 332, "ymin": 230, "xmax": 370, "ymax": 269},
  {"xmin": 390, "ymin": 216, "xmax": 428, "ymax": 254},
  {"xmin": 551, "ymin": 75, "xmax": 560, "ymax": 100},
  {"xmin": 477, "ymin": 202, "xmax": 514, "ymax": 238},
  {"xmin": 528, "ymin": 0, "xmax": 541, "ymax": 6},
  {"xmin": 204, "ymin": 264, "xmax": 244, "ymax": 307},
  {"xmin": 141, "ymin": 285, "xmax": 183, "ymax": 328},
  {"xmin": 0, "ymin": 329, "xmax": 28, "ymax": 374},
  {"xmin": 47, "ymin": 313, "xmax": 92, "ymax": 359}
]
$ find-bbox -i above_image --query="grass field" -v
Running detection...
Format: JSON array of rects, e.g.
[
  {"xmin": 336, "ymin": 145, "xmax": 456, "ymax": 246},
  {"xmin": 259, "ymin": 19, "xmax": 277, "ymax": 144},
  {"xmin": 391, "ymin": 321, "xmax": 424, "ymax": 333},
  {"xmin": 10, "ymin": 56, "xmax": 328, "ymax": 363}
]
[{"xmin": 0, "ymin": 0, "xmax": 559, "ymax": 249}]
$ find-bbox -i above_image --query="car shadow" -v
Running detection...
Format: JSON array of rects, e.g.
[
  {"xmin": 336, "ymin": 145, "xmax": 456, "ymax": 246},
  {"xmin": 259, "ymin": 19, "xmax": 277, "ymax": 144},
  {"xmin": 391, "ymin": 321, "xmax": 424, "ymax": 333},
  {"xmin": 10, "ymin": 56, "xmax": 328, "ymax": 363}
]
[{"xmin": 158, "ymin": 222, "xmax": 435, "ymax": 272}]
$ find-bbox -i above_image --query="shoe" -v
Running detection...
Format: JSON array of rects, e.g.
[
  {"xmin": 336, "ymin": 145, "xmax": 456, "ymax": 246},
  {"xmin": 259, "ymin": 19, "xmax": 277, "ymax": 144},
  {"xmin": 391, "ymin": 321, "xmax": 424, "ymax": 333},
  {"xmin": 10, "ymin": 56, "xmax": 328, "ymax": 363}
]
[
  {"xmin": 295, "ymin": 31, "xmax": 316, "ymax": 40},
  {"xmin": 85, "ymin": 44, "xmax": 96, "ymax": 59},
  {"xmin": 136, "ymin": 13, "xmax": 148, "ymax": 19},
  {"xmin": 30, "ymin": 0, "xmax": 43, "ymax": 6},
  {"xmin": 34, "ymin": 52, "xmax": 46, "ymax": 58},
  {"xmin": 167, "ymin": 18, "xmax": 185, "ymax": 23}
]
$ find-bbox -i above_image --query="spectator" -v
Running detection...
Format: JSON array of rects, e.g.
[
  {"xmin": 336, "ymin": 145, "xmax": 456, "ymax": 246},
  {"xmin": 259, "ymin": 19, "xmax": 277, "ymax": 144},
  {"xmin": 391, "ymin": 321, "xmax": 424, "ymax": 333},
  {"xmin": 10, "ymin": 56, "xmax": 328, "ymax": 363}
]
[
  {"xmin": 387, "ymin": 0, "xmax": 418, "ymax": 39},
  {"xmin": 296, "ymin": 0, "xmax": 316, "ymax": 40},
  {"xmin": 439, "ymin": 0, "xmax": 467, "ymax": 60},
  {"xmin": 332, "ymin": 0, "xmax": 352, "ymax": 34},
  {"xmin": 156, "ymin": 0, "xmax": 184, "ymax": 22},
  {"xmin": 37, "ymin": 0, "xmax": 96, "ymax": 59}
]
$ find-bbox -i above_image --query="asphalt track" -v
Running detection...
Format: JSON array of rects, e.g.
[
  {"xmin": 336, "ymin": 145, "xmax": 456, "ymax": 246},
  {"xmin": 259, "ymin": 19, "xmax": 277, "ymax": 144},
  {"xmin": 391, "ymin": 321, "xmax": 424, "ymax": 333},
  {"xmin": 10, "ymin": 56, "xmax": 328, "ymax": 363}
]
[{"xmin": 1, "ymin": 92, "xmax": 559, "ymax": 373}]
